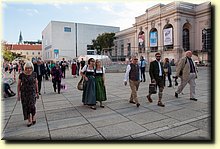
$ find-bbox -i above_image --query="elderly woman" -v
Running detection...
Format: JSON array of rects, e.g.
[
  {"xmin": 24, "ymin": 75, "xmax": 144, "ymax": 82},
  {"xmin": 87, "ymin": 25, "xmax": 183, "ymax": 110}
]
[
  {"xmin": 17, "ymin": 61, "xmax": 39, "ymax": 127},
  {"xmin": 80, "ymin": 58, "xmax": 96, "ymax": 110},
  {"xmin": 95, "ymin": 59, "xmax": 107, "ymax": 108}
]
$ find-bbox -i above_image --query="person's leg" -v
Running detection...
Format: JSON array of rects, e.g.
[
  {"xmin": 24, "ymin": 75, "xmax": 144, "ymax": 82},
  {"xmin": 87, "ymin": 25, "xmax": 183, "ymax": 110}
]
[
  {"xmin": 168, "ymin": 74, "xmax": 172, "ymax": 87},
  {"xmin": 37, "ymin": 76, "xmax": 42, "ymax": 94},
  {"xmin": 57, "ymin": 80, "xmax": 61, "ymax": 94},
  {"xmin": 176, "ymin": 78, "xmax": 188, "ymax": 95},
  {"xmin": 158, "ymin": 77, "xmax": 165, "ymax": 107},
  {"xmin": 134, "ymin": 81, "xmax": 140, "ymax": 107},
  {"xmin": 53, "ymin": 80, "xmax": 56, "ymax": 92},
  {"xmin": 143, "ymin": 67, "xmax": 146, "ymax": 82},
  {"xmin": 189, "ymin": 74, "xmax": 196, "ymax": 99},
  {"xmin": 129, "ymin": 80, "xmax": 136, "ymax": 103}
]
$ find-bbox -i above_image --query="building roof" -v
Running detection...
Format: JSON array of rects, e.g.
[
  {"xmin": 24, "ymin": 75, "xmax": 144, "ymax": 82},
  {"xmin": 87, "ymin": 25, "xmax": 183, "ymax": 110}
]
[{"xmin": 4, "ymin": 44, "xmax": 42, "ymax": 51}]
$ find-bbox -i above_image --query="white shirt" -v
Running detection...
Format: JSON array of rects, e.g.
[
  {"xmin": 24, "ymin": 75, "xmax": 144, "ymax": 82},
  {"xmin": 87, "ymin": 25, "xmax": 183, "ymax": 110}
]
[
  {"xmin": 96, "ymin": 67, "xmax": 106, "ymax": 74},
  {"xmin": 157, "ymin": 60, "xmax": 163, "ymax": 76},
  {"xmin": 124, "ymin": 64, "xmax": 141, "ymax": 82}
]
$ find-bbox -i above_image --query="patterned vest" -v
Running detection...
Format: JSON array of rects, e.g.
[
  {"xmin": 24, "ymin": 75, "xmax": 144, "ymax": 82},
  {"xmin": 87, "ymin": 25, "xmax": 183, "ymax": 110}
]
[{"xmin": 129, "ymin": 63, "xmax": 139, "ymax": 81}]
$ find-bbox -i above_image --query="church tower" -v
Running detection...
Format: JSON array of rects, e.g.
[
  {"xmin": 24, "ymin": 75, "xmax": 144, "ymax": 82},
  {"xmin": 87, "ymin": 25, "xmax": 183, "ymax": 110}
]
[{"xmin": 18, "ymin": 31, "xmax": 23, "ymax": 44}]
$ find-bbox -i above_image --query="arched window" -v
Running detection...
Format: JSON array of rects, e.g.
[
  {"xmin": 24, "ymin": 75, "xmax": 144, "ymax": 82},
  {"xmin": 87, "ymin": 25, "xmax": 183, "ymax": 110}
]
[
  {"xmin": 149, "ymin": 28, "xmax": 158, "ymax": 52},
  {"xmin": 182, "ymin": 23, "xmax": 191, "ymax": 51},
  {"xmin": 183, "ymin": 28, "xmax": 190, "ymax": 51},
  {"xmin": 163, "ymin": 24, "xmax": 173, "ymax": 50}
]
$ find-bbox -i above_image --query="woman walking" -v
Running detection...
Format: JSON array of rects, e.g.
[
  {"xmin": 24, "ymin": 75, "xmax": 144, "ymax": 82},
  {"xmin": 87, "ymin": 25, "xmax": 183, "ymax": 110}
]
[
  {"xmin": 51, "ymin": 63, "xmax": 62, "ymax": 94},
  {"xmin": 163, "ymin": 58, "xmax": 172, "ymax": 87},
  {"xmin": 17, "ymin": 61, "xmax": 39, "ymax": 127},
  {"xmin": 80, "ymin": 58, "xmax": 96, "ymax": 110},
  {"xmin": 71, "ymin": 59, "xmax": 77, "ymax": 78},
  {"xmin": 95, "ymin": 59, "xmax": 107, "ymax": 108}
]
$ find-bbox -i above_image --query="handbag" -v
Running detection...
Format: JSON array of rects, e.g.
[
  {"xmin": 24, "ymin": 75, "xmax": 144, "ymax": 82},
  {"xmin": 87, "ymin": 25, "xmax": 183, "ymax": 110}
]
[
  {"xmin": 77, "ymin": 77, "xmax": 84, "ymax": 91},
  {"xmin": 149, "ymin": 83, "xmax": 157, "ymax": 94}
]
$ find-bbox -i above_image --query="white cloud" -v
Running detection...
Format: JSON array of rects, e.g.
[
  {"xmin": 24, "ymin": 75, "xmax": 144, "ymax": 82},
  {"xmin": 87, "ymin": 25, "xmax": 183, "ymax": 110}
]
[
  {"xmin": 99, "ymin": 2, "xmax": 114, "ymax": 12},
  {"xmin": 18, "ymin": 8, "xmax": 40, "ymax": 16}
]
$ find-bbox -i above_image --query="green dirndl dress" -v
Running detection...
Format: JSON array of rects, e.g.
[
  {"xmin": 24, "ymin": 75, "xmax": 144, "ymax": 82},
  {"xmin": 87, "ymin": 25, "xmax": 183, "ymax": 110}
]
[
  {"xmin": 95, "ymin": 69, "xmax": 107, "ymax": 102},
  {"xmin": 82, "ymin": 70, "xmax": 96, "ymax": 105}
]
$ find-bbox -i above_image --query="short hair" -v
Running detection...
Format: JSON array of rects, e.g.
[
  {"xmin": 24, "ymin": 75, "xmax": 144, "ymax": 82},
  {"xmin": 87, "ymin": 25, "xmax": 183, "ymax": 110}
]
[
  {"xmin": 24, "ymin": 61, "xmax": 34, "ymax": 70},
  {"xmin": 155, "ymin": 52, "xmax": 161, "ymax": 56}
]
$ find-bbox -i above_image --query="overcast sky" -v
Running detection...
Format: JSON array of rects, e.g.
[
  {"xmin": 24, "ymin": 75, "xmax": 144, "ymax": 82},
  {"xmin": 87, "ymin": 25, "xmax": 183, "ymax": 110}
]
[{"xmin": 2, "ymin": 0, "xmax": 208, "ymax": 43}]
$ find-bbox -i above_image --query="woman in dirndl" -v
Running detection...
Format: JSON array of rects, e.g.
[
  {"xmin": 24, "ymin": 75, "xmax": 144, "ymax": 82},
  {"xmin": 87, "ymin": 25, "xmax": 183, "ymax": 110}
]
[
  {"xmin": 95, "ymin": 59, "xmax": 107, "ymax": 108},
  {"xmin": 80, "ymin": 58, "xmax": 96, "ymax": 110}
]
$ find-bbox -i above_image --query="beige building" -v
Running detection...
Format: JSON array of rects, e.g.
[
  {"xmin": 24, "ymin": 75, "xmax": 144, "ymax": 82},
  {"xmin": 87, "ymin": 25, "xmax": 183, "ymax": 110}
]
[
  {"xmin": 4, "ymin": 44, "xmax": 42, "ymax": 61},
  {"xmin": 113, "ymin": 1, "xmax": 211, "ymax": 64}
]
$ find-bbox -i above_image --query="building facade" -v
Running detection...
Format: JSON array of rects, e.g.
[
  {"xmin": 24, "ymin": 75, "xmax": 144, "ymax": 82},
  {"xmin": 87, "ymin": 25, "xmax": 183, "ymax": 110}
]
[
  {"xmin": 4, "ymin": 44, "xmax": 42, "ymax": 61},
  {"xmin": 42, "ymin": 21, "xmax": 120, "ymax": 61},
  {"xmin": 113, "ymin": 1, "xmax": 211, "ymax": 63}
]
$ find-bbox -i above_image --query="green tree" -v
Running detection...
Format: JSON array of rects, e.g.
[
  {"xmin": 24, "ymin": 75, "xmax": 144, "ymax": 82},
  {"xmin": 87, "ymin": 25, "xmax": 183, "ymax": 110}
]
[
  {"xmin": 2, "ymin": 42, "xmax": 21, "ymax": 62},
  {"xmin": 92, "ymin": 32, "xmax": 115, "ymax": 55}
]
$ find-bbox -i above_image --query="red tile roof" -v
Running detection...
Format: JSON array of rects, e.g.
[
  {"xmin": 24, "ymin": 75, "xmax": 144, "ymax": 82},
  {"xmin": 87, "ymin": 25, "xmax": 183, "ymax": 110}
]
[{"xmin": 4, "ymin": 44, "xmax": 42, "ymax": 51}]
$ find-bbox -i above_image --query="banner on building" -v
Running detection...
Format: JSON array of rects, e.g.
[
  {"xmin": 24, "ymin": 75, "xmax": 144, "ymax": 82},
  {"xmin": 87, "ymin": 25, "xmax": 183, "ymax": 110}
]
[
  {"xmin": 164, "ymin": 28, "xmax": 173, "ymax": 45},
  {"xmin": 54, "ymin": 49, "xmax": 59, "ymax": 59},
  {"xmin": 150, "ymin": 31, "xmax": 158, "ymax": 47}
]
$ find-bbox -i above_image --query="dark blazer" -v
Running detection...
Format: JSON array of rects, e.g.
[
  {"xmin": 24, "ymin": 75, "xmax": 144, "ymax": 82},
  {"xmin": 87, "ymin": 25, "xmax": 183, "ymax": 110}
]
[
  {"xmin": 149, "ymin": 60, "xmax": 165, "ymax": 81},
  {"xmin": 34, "ymin": 63, "xmax": 45, "ymax": 76}
]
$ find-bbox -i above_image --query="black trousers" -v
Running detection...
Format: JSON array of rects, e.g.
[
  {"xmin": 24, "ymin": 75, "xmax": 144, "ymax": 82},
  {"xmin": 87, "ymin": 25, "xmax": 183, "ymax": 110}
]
[
  {"xmin": 62, "ymin": 69, "xmax": 66, "ymax": 78},
  {"xmin": 53, "ymin": 80, "xmax": 61, "ymax": 93},
  {"xmin": 140, "ymin": 67, "xmax": 146, "ymax": 81},
  {"xmin": 37, "ymin": 75, "xmax": 42, "ymax": 93}
]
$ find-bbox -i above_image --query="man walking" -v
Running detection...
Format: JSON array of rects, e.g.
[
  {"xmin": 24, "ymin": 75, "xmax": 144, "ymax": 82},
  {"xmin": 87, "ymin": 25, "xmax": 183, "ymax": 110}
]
[
  {"xmin": 139, "ymin": 55, "xmax": 147, "ymax": 82},
  {"xmin": 146, "ymin": 53, "xmax": 165, "ymax": 107},
  {"xmin": 124, "ymin": 56, "xmax": 141, "ymax": 107},
  {"xmin": 34, "ymin": 58, "xmax": 45, "ymax": 95},
  {"xmin": 60, "ymin": 58, "xmax": 67, "ymax": 79},
  {"xmin": 175, "ymin": 51, "xmax": 198, "ymax": 101}
]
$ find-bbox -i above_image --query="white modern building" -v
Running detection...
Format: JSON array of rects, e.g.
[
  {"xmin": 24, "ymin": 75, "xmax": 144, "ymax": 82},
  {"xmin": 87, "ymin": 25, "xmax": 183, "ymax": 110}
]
[{"xmin": 42, "ymin": 21, "xmax": 119, "ymax": 61}]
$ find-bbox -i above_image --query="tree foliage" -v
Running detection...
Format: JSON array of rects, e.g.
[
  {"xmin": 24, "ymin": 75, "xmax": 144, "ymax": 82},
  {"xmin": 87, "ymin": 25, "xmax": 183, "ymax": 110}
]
[
  {"xmin": 2, "ymin": 42, "xmax": 21, "ymax": 62},
  {"xmin": 92, "ymin": 32, "xmax": 115, "ymax": 55}
]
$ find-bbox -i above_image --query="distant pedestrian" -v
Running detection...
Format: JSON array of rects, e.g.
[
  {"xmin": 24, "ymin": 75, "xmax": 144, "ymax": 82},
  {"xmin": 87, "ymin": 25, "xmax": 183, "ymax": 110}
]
[
  {"xmin": 175, "ymin": 51, "xmax": 198, "ymax": 101},
  {"xmin": 146, "ymin": 52, "xmax": 165, "ymax": 107},
  {"xmin": 71, "ymin": 59, "xmax": 77, "ymax": 78},
  {"xmin": 60, "ymin": 58, "xmax": 67, "ymax": 79},
  {"xmin": 17, "ymin": 61, "xmax": 39, "ymax": 127},
  {"xmin": 124, "ymin": 56, "xmax": 141, "ymax": 107},
  {"xmin": 95, "ymin": 59, "xmax": 107, "ymax": 108},
  {"xmin": 80, "ymin": 58, "xmax": 86, "ymax": 70},
  {"xmin": 34, "ymin": 58, "xmax": 45, "ymax": 95},
  {"xmin": 51, "ymin": 63, "xmax": 62, "ymax": 94},
  {"xmin": 80, "ymin": 58, "xmax": 96, "ymax": 110},
  {"xmin": 76, "ymin": 60, "xmax": 80, "ymax": 76},
  {"xmin": 139, "ymin": 55, "xmax": 147, "ymax": 82},
  {"xmin": 163, "ymin": 58, "xmax": 172, "ymax": 87}
]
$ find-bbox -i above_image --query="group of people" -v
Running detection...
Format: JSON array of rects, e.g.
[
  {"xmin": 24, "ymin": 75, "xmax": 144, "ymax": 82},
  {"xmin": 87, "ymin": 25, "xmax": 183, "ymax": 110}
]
[
  {"xmin": 80, "ymin": 58, "xmax": 107, "ymax": 110},
  {"xmin": 125, "ymin": 51, "xmax": 198, "ymax": 108},
  {"xmin": 4, "ymin": 50, "xmax": 198, "ymax": 127}
]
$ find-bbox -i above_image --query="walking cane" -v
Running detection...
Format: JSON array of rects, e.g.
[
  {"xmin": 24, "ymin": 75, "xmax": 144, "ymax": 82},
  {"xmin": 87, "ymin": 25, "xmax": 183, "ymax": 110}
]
[{"xmin": 43, "ymin": 75, "xmax": 46, "ymax": 94}]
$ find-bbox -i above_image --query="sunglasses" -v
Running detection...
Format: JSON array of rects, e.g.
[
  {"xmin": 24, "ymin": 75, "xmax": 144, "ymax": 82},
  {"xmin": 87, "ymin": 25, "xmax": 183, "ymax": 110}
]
[
  {"xmin": 134, "ymin": 59, "xmax": 138, "ymax": 60},
  {"xmin": 156, "ymin": 56, "xmax": 161, "ymax": 57}
]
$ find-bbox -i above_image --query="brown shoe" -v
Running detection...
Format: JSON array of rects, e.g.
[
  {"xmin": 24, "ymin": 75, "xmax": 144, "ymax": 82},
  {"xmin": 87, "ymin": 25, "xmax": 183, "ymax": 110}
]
[
  {"xmin": 157, "ymin": 101, "xmax": 165, "ymax": 107},
  {"xmin": 147, "ymin": 95, "xmax": 153, "ymax": 103}
]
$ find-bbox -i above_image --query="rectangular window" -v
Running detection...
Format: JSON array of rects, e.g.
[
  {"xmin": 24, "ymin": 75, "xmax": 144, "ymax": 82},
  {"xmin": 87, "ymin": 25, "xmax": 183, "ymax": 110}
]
[
  {"xmin": 64, "ymin": 27, "xmax": 71, "ymax": 32},
  {"xmin": 32, "ymin": 52, "xmax": 34, "ymax": 55}
]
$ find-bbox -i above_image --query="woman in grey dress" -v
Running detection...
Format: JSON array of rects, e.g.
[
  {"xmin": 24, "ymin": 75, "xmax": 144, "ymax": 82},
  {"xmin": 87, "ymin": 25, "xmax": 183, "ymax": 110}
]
[
  {"xmin": 17, "ymin": 61, "xmax": 39, "ymax": 127},
  {"xmin": 80, "ymin": 58, "xmax": 96, "ymax": 110}
]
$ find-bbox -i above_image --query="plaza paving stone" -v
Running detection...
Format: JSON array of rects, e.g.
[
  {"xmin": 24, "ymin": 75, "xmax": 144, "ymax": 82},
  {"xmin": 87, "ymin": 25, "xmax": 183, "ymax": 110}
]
[{"xmin": 1, "ymin": 67, "xmax": 212, "ymax": 141}]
